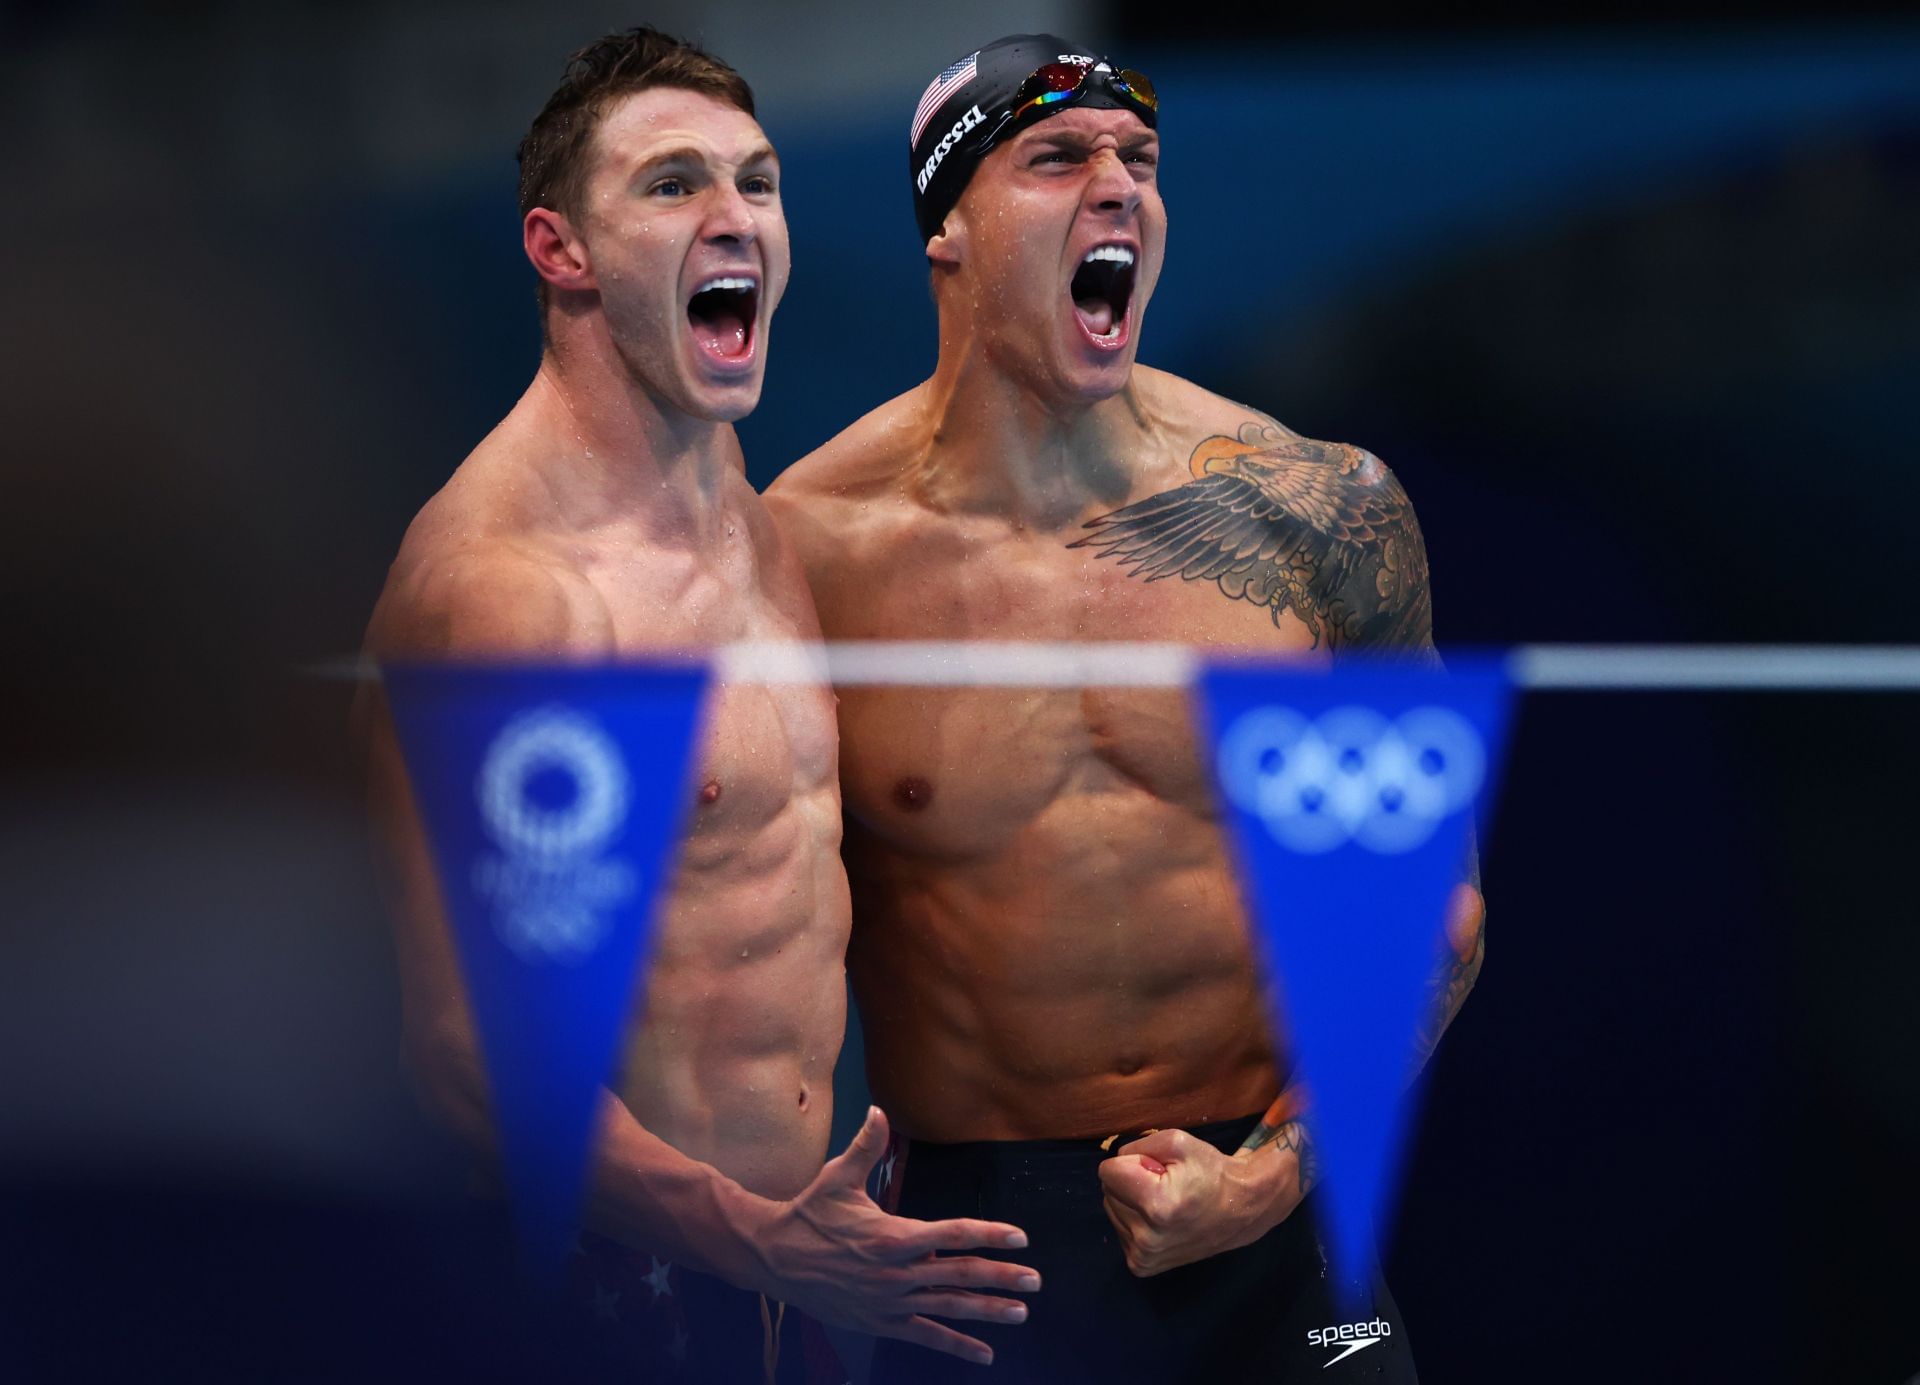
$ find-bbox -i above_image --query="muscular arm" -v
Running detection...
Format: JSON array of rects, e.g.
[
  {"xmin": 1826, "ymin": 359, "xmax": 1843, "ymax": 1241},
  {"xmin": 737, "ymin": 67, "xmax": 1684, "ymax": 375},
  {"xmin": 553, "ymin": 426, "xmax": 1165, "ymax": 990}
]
[
  {"xmin": 1411, "ymin": 852, "xmax": 1486, "ymax": 1074},
  {"xmin": 1314, "ymin": 470, "xmax": 1485, "ymax": 1073},
  {"xmin": 1228, "ymin": 442, "xmax": 1485, "ymax": 1119}
]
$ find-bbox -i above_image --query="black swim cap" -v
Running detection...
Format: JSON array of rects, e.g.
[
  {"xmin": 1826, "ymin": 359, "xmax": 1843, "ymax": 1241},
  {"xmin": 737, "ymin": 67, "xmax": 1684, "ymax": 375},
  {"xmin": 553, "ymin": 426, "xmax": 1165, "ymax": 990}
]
[{"xmin": 907, "ymin": 34, "xmax": 1159, "ymax": 245}]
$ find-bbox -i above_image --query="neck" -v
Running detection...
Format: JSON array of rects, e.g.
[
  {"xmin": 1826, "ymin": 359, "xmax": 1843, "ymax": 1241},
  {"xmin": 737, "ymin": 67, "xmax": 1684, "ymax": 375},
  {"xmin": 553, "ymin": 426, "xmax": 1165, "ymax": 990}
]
[
  {"xmin": 510, "ymin": 320, "xmax": 741, "ymax": 542},
  {"xmin": 912, "ymin": 318, "xmax": 1154, "ymax": 530}
]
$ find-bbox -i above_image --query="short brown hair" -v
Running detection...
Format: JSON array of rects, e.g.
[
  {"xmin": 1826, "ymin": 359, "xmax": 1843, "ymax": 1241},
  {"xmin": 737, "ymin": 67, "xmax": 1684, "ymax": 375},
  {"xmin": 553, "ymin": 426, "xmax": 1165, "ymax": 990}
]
[{"xmin": 517, "ymin": 28, "xmax": 756, "ymax": 308}]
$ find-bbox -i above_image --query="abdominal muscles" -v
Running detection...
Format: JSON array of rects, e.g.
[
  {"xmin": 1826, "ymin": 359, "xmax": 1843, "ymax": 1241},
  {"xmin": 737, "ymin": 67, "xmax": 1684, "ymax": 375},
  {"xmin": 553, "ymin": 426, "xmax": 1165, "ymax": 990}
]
[
  {"xmin": 848, "ymin": 784, "xmax": 1283, "ymax": 1143},
  {"xmin": 615, "ymin": 684, "xmax": 851, "ymax": 1199}
]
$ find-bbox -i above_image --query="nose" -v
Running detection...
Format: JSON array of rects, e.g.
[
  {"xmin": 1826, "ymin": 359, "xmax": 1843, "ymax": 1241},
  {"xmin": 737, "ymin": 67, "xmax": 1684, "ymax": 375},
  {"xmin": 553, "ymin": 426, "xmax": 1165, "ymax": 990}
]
[
  {"xmin": 1087, "ymin": 148, "xmax": 1140, "ymax": 218},
  {"xmin": 702, "ymin": 181, "xmax": 758, "ymax": 246}
]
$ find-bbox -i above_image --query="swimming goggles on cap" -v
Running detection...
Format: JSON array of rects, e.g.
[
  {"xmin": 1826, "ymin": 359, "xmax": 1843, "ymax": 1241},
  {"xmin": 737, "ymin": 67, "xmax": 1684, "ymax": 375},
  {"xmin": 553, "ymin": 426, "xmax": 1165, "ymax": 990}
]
[{"xmin": 975, "ymin": 59, "xmax": 1159, "ymax": 155}]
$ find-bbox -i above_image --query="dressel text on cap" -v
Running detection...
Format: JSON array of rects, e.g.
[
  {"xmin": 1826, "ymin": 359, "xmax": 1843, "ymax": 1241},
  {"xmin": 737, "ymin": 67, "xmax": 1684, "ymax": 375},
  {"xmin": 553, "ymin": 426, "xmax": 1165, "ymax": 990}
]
[{"xmin": 917, "ymin": 105, "xmax": 985, "ymax": 193}]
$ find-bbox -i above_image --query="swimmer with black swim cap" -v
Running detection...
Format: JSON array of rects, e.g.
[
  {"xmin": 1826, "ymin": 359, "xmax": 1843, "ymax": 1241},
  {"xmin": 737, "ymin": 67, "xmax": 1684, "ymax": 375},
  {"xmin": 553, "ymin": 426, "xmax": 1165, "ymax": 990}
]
[
  {"xmin": 772, "ymin": 31, "xmax": 1475, "ymax": 1382},
  {"xmin": 907, "ymin": 34, "xmax": 1159, "ymax": 243}
]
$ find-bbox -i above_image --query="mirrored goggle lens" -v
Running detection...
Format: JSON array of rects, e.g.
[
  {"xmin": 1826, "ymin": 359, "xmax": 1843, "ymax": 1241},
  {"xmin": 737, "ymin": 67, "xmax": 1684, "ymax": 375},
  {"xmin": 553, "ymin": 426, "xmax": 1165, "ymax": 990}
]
[
  {"xmin": 1113, "ymin": 68, "xmax": 1158, "ymax": 113},
  {"xmin": 1027, "ymin": 61, "xmax": 1094, "ymax": 95},
  {"xmin": 1008, "ymin": 62, "xmax": 1094, "ymax": 120}
]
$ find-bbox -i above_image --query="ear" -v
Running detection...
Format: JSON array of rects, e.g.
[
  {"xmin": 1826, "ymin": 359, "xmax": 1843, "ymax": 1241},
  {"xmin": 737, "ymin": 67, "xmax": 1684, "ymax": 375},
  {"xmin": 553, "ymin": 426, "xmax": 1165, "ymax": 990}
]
[
  {"xmin": 523, "ymin": 207, "xmax": 594, "ymax": 294},
  {"xmin": 924, "ymin": 209, "xmax": 965, "ymax": 267}
]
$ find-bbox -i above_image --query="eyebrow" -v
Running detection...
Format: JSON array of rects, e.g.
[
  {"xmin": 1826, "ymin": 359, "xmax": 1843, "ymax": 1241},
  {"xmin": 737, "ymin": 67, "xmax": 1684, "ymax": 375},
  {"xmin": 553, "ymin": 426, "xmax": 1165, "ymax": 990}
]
[
  {"xmin": 631, "ymin": 146, "xmax": 708, "ymax": 178},
  {"xmin": 630, "ymin": 144, "xmax": 779, "ymax": 178},
  {"xmin": 1019, "ymin": 128, "xmax": 1159, "ymax": 151}
]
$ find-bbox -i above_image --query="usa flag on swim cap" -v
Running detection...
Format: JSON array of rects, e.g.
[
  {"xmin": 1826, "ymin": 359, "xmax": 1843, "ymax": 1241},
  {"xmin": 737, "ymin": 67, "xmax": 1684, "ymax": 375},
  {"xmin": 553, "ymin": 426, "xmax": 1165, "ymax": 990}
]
[{"xmin": 911, "ymin": 52, "xmax": 979, "ymax": 147}]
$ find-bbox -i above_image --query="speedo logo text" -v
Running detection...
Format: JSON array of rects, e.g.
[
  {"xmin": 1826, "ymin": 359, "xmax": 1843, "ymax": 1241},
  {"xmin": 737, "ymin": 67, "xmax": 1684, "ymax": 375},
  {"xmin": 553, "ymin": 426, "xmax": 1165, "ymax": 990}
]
[{"xmin": 1307, "ymin": 1319, "xmax": 1392, "ymax": 1368}]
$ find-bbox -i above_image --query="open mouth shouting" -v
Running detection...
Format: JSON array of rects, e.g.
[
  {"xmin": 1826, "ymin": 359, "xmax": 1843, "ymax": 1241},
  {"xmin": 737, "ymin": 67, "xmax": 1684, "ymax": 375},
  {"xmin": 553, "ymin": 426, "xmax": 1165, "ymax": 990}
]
[
  {"xmin": 686, "ymin": 273, "xmax": 760, "ymax": 368},
  {"xmin": 1069, "ymin": 243, "xmax": 1137, "ymax": 351}
]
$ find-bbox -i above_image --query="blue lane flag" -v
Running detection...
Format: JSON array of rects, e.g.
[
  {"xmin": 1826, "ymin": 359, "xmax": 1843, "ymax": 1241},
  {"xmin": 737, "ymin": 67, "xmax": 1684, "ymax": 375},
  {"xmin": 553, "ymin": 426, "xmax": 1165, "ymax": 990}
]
[
  {"xmin": 382, "ymin": 660, "xmax": 711, "ymax": 1281},
  {"xmin": 1193, "ymin": 656, "xmax": 1513, "ymax": 1313}
]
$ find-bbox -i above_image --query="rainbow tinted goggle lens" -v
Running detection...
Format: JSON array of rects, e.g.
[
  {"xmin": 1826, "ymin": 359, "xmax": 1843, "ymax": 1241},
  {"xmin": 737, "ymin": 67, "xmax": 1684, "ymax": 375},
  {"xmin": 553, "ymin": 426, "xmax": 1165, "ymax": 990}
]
[{"xmin": 976, "ymin": 60, "xmax": 1159, "ymax": 154}]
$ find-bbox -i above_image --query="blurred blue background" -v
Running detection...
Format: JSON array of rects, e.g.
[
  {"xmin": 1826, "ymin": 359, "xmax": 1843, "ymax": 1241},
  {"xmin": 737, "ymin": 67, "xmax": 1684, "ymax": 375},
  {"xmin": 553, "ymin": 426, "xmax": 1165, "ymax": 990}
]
[{"xmin": 3, "ymin": 2, "xmax": 1917, "ymax": 1380}]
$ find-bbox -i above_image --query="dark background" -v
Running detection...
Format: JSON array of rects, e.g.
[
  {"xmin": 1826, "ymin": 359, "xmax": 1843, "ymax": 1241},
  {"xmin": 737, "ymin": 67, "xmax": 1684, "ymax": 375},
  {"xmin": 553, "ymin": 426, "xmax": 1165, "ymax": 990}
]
[{"xmin": 2, "ymin": 1, "xmax": 1916, "ymax": 1380}]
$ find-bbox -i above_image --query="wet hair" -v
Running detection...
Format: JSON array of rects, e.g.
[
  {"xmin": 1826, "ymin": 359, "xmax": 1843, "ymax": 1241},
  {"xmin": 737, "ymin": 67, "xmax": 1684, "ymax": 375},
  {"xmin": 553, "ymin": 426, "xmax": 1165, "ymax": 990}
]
[{"xmin": 516, "ymin": 27, "xmax": 756, "ymax": 313}]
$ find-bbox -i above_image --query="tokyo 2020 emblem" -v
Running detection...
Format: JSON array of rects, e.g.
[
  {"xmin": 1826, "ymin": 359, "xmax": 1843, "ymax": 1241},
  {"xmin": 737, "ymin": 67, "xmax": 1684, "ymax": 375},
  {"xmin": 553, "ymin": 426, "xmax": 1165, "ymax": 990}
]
[{"xmin": 473, "ymin": 706, "xmax": 636, "ymax": 962}]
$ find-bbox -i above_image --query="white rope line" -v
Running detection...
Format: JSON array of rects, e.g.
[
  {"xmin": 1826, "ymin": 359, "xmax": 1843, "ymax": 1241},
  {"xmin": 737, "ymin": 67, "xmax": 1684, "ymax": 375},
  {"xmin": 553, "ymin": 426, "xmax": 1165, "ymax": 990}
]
[
  {"xmin": 715, "ymin": 640, "xmax": 1201, "ymax": 687},
  {"xmin": 306, "ymin": 643, "xmax": 1920, "ymax": 692},
  {"xmin": 1508, "ymin": 644, "xmax": 1920, "ymax": 690}
]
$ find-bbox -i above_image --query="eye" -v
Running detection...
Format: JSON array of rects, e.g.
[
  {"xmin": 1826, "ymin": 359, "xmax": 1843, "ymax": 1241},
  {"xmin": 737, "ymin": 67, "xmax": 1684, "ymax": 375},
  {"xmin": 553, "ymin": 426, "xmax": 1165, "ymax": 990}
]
[
  {"xmin": 741, "ymin": 174, "xmax": 776, "ymax": 196},
  {"xmin": 1032, "ymin": 149, "xmax": 1078, "ymax": 167},
  {"xmin": 650, "ymin": 176, "xmax": 688, "ymax": 197}
]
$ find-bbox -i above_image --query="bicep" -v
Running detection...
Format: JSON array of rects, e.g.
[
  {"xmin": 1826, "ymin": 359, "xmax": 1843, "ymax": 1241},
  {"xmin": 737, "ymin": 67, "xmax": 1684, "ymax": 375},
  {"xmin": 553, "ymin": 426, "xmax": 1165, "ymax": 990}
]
[
  {"xmin": 361, "ymin": 683, "xmax": 483, "ymax": 1115},
  {"xmin": 359, "ymin": 558, "xmax": 605, "ymax": 1093},
  {"xmin": 1329, "ymin": 458, "xmax": 1435, "ymax": 658}
]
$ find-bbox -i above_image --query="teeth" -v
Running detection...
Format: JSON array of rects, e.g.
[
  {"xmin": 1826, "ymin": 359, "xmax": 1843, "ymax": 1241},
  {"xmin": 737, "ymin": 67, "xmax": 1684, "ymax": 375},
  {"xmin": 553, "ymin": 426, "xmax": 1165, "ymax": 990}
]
[
  {"xmin": 694, "ymin": 276, "xmax": 756, "ymax": 295},
  {"xmin": 1082, "ymin": 245, "xmax": 1135, "ymax": 267}
]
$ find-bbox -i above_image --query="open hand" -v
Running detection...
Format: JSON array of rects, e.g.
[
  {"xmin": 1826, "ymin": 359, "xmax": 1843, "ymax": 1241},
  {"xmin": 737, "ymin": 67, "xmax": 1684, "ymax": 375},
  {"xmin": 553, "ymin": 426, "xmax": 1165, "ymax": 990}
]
[{"xmin": 753, "ymin": 1107, "xmax": 1040, "ymax": 1365}]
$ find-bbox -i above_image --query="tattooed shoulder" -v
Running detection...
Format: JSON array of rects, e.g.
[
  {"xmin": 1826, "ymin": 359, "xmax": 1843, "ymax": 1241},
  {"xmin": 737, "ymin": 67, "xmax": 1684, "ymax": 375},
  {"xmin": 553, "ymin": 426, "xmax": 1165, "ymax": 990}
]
[
  {"xmin": 1231, "ymin": 408, "xmax": 1298, "ymax": 451},
  {"xmin": 1070, "ymin": 430, "xmax": 1433, "ymax": 654}
]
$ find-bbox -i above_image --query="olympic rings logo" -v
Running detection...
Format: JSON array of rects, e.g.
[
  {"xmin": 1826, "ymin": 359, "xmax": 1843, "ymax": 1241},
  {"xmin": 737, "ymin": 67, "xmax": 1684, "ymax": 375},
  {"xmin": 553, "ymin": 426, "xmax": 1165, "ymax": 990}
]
[
  {"xmin": 1215, "ymin": 704, "xmax": 1484, "ymax": 855},
  {"xmin": 478, "ymin": 706, "xmax": 630, "ymax": 863}
]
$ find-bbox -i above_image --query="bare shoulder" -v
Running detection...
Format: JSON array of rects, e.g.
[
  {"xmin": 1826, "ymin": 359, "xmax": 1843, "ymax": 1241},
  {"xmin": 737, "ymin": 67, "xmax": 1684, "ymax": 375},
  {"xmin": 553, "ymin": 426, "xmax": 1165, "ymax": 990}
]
[
  {"xmin": 763, "ymin": 389, "xmax": 926, "ymax": 581},
  {"xmin": 1129, "ymin": 367, "xmax": 1419, "ymax": 511},
  {"xmin": 366, "ymin": 487, "xmax": 612, "ymax": 661},
  {"xmin": 767, "ymin": 390, "xmax": 922, "ymax": 507},
  {"xmin": 368, "ymin": 543, "xmax": 611, "ymax": 660},
  {"xmin": 1131, "ymin": 366, "xmax": 1306, "ymax": 470},
  {"xmin": 716, "ymin": 468, "xmax": 817, "ymax": 629}
]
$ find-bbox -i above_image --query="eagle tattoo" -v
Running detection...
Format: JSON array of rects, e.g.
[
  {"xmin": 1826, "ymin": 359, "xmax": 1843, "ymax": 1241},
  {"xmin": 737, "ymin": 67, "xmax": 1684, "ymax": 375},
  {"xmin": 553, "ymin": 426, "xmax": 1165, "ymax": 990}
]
[{"xmin": 1068, "ymin": 433, "xmax": 1431, "ymax": 651}]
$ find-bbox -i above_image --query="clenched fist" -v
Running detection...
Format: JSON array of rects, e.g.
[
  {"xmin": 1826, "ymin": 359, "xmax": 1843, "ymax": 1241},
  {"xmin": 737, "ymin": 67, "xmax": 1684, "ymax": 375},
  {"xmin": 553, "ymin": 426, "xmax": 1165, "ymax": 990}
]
[{"xmin": 1098, "ymin": 1127, "xmax": 1305, "ymax": 1278}]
